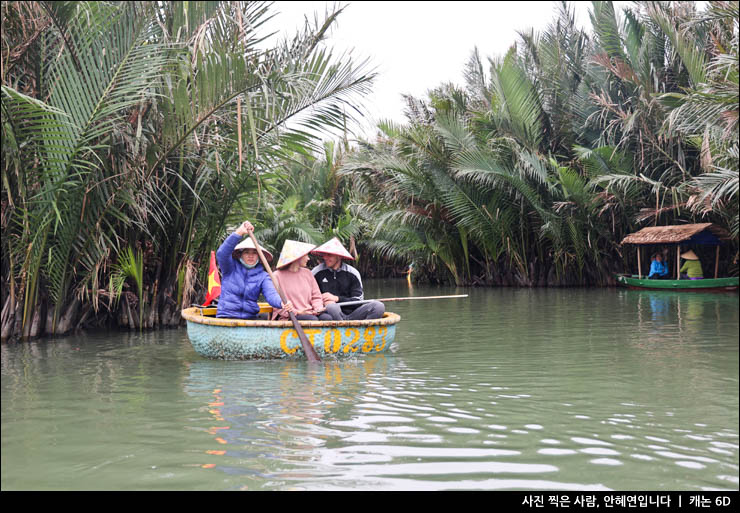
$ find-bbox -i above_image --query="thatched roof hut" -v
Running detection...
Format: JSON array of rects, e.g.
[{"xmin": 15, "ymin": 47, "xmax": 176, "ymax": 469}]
[{"xmin": 621, "ymin": 223, "xmax": 731, "ymax": 246}]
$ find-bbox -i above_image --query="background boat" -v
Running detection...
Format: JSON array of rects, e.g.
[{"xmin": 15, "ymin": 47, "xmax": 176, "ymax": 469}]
[
  {"xmin": 616, "ymin": 274, "xmax": 738, "ymax": 292},
  {"xmin": 618, "ymin": 223, "xmax": 737, "ymax": 291}
]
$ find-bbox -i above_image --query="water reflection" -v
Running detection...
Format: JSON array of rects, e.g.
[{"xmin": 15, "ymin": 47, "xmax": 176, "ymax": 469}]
[
  {"xmin": 630, "ymin": 289, "xmax": 739, "ymax": 343},
  {"xmin": 184, "ymin": 356, "xmax": 398, "ymax": 484},
  {"xmin": 2, "ymin": 286, "xmax": 737, "ymax": 490},
  {"xmin": 183, "ymin": 353, "xmax": 626, "ymax": 489}
]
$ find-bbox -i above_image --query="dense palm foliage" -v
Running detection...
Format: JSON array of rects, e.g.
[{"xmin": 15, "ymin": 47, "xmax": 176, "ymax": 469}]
[
  {"xmin": 232, "ymin": 138, "xmax": 364, "ymax": 253},
  {"xmin": 339, "ymin": 1, "xmax": 738, "ymax": 286},
  {"xmin": 1, "ymin": 1, "xmax": 375, "ymax": 339},
  {"xmin": 2, "ymin": 1, "xmax": 737, "ymax": 341}
]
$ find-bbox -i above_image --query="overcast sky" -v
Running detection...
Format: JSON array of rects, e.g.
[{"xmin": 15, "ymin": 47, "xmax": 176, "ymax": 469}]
[{"xmin": 264, "ymin": 1, "xmax": 624, "ymax": 140}]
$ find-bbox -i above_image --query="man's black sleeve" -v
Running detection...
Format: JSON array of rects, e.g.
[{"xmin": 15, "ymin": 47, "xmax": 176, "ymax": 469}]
[{"xmin": 338, "ymin": 273, "xmax": 363, "ymax": 303}]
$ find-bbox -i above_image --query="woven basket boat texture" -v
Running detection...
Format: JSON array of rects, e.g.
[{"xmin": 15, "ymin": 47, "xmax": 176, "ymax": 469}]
[{"xmin": 182, "ymin": 306, "xmax": 401, "ymax": 360}]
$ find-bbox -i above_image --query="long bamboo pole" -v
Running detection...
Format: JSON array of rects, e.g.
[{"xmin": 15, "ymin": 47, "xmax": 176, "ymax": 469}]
[
  {"xmin": 637, "ymin": 247, "xmax": 642, "ymax": 278},
  {"xmin": 337, "ymin": 294, "xmax": 468, "ymax": 308}
]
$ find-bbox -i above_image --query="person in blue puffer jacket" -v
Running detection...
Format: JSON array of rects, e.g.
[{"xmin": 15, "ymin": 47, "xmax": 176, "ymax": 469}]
[
  {"xmin": 215, "ymin": 220, "xmax": 292, "ymax": 319},
  {"xmin": 647, "ymin": 252, "xmax": 669, "ymax": 279}
]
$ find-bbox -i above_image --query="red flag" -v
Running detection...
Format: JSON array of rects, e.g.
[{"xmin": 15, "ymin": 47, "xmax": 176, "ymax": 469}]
[{"xmin": 202, "ymin": 251, "xmax": 221, "ymax": 306}]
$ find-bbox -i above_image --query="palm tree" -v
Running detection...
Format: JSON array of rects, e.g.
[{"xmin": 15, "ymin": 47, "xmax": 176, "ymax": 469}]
[
  {"xmin": 1, "ymin": 1, "xmax": 375, "ymax": 339},
  {"xmin": 341, "ymin": 1, "xmax": 737, "ymax": 286},
  {"xmin": 658, "ymin": 1, "xmax": 739, "ymax": 238},
  {"xmin": 236, "ymin": 140, "xmax": 365, "ymax": 263}
]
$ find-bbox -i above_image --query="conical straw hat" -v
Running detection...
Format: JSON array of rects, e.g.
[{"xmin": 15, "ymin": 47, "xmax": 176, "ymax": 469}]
[
  {"xmin": 680, "ymin": 250, "xmax": 699, "ymax": 260},
  {"xmin": 311, "ymin": 237, "xmax": 354, "ymax": 260},
  {"xmin": 276, "ymin": 240, "xmax": 317, "ymax": 269},
  {"xmin": 234, "ymin": 238, "xmax": 273, "ymax": 262}
]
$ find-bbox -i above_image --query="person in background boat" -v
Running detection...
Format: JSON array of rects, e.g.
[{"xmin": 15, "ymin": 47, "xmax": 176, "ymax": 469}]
[
  {"xmin": 272, "ymin": 240, "xmax": 328, "ymax": 321},
  {"xmin": 647, "ymin": 253, "xmax": 659, "ymax": 278},
  {"xmin": 648, "ymin": 252, "xmax": 669, "ymax": 279},
  {"xmin": 679, "ymin": 250, "xmax": 704, "ymax": 280},
  {"xmin": 311, "ymin": 237, "xmax": 385, "ymax": 321},
  {"xmin": 215, "ymin": 221, "xmax": 293, "ymax": 319},
  {"xmin": 661, "ymin": 246, "xmax": 672, "ymax": 277}
]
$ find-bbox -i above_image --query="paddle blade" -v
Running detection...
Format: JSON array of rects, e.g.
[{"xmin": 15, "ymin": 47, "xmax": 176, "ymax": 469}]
[{"xmin": 289, "ymin": 312, "xmax": 321, "ymax": 362}]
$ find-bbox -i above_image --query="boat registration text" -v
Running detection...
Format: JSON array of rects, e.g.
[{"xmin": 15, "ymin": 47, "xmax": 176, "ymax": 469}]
[{"xmin": 280, "ymin": 326, "xmax": 390, "ymax": 355}]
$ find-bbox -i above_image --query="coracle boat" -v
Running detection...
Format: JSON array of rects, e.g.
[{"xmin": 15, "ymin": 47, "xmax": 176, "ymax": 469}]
[{"xmin": 182, "ymin": 305, "xmax": 401, "ymax": 360}]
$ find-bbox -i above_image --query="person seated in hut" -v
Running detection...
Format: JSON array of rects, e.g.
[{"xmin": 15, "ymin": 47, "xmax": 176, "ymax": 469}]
[
  {"xmin": 679, "ymin": 250, "xmax": 704, "ymax": 280},
  {"xmin": 661, "ymin": 247, "xmax": 672, "ymax": 276},
  {"xmin": 216, "ymin": 220, "xmax": 293, "ymax": 319},
  {"xmin": 311, "ymin": 237, "xmax": 385, "ymax": 321},
  {"xmin": 648, "ymin": 252, "xmax": 669, "ymax": 279},
  {"xmin": 271, "ymin": 240, "xmax": 328, "ymax": 321}
]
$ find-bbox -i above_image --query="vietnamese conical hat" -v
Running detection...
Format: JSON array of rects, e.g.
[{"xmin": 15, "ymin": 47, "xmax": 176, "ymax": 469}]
[
  {"xmin": 276, "ymin": 240, "xmax": 317, "ymax": 269},
  {"xmin": 311, "ymin": 237, "xmax": 354, "ymax": 260},
  {"xmin": 681, "ymin": 250, "xmax": 699, "ymax": 260},
  {"xmin": 234, "ymin": 238, "xmax": 273, "ymax": 262}
]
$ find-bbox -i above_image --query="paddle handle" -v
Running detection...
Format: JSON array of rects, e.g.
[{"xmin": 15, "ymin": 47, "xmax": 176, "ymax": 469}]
[
  {"xmin": 246, "ymin": 230, "xmax": 321, "ymax": 362},
  {"xmin": 337, "ymin": 294, "xmax": 468, "ymax": 307}
]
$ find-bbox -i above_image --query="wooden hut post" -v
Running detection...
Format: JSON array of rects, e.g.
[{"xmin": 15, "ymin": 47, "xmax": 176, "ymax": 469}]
[
  {"xmin": 714, "ymin": 245, "xmax": 720, "ymax": 279},
  {"xmin": 676, "ymin": 246, "xmax": 680, "ymax": 280},
  {"xmin": 637, "ymin": 247, "xmax": 642, "ymax": 278}
]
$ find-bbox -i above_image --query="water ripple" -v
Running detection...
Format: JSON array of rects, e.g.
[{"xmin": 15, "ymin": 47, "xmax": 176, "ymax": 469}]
[{"xmin": 2, "ymin": 287, "xmax": 737, "ymax": 491}]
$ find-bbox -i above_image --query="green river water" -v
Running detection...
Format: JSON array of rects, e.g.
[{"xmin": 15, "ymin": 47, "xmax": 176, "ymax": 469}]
[{"xmin": 1, "ymin": 283, "xmax": 738, "ymax": 491}]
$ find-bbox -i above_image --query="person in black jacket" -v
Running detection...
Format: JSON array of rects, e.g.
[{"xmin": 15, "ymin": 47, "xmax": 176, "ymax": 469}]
[{"xmin": 311, "ymin": 238, "xmax": 385, "ymax": 321}]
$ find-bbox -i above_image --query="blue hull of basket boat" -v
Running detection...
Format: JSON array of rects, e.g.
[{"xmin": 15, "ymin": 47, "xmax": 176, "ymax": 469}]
[{"xmin": 182, "ymin": 307, "xmax": 400, "ymax": 360}]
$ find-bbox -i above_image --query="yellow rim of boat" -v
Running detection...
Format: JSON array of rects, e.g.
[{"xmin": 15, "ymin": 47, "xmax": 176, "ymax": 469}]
[{"xmin": 181, "ymin": 306, "xmax": 401, "ymax": 328}]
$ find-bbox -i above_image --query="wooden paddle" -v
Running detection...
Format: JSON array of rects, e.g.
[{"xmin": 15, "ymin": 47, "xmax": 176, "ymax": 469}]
[
  {"xmin": 247, "ymin": 230, "xmax": 321, "ymax": 363},
  {"xmin": 336, "ymin": 294, "xmax": 468, "ymax": 307}
]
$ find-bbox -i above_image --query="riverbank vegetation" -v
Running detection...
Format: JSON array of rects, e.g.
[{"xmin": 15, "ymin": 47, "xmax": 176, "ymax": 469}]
[
  {"xmin": 2, "ymin": 1, "xmax": 738, "ymax": 340},
  {"xmin": 339, "ymin": 1, "xmax": 738, "ymax": 287},
  {"xmin": 2, "ymin": 1, "xmax": 374, "ymax": 338}
]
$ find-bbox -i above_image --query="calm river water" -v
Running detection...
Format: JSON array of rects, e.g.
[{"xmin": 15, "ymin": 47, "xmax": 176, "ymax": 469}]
[{"xmin": 2, "ymin": 283, "xmax": 738, "ymax": 491}]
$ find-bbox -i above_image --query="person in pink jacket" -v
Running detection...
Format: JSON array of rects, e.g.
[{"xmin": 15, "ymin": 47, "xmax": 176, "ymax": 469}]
[{"xmin": 272, "ymin": 240, "xmax": 329, "ymax": 321}]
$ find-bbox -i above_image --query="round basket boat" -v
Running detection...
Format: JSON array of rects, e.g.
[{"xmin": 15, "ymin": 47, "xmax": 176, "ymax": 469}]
[{"xmin": 182, "ymin": 306, "xmax": 401, "ymax": 360}]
